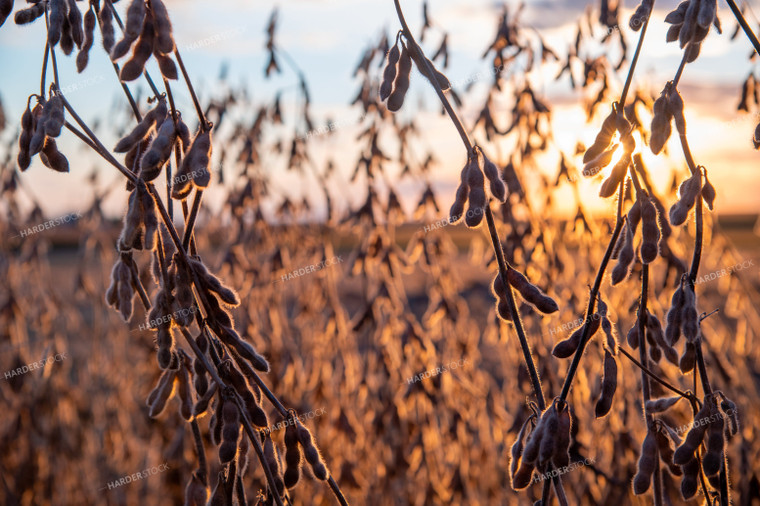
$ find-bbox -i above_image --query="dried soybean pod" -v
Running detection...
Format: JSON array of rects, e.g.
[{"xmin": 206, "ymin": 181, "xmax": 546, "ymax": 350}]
[
  {"xmin": 553, "ymin": 404, "xmax": 571, "ymax": 467},
  {"xmin": 595, "ymin": 349, "xmax": 617, "ymax": 418},
  {"xmin": 496, "ymin": 299, "xmax": 513, "ymax": 322},
  {"xmin": 599, "ymin": 154, "xmax": 629, "ymax": 198},
  {"xmin": 506, "ymin": 268, "xmax": 559, "ymax": 314},
  {"xmin": 537, "ymin": 407, "xmax": 559, "ymax": 466},
  {"xmin": 673, "ymin": 401, "xmax": 711, "ymax": 465},
  {"xmin": 649, "ymin": 93, "xmax": 672, "ymax": 155},
  {"xmin": 120, "ymin": 11, "xmax": 155, "ymax": 82},
  {"xmin": 702, "ymin": 416, "xmax": 726, "ymax": 476},
  {"xmin": 154, "ymin": 51, "xmax": 178, "ymax": 79},
  {"xmin": 114, "ymin": 100, "xmax": 162, "ymax": 152},
  {"xmin": 189, "ymin": 130, "xmax": 212, "ymax": 188},
  {"xmin": 146, "ymin": 369, "xmax": 172, "ymax": 407},
  {"xmin": 43, "ymin": 94, "xmax": 64, "ymax": 138},
  {"xmin": 697, "ymin": 0, "xmax": 717, "ymax": 28},
  {"xmin": 149, "ymin": 369, "xmax": 177, "ymax": 417},
  {"xmin": 583, "ymin": 109, "xmax": 616, "ymax": 163},
  {"xmin": 511, "ymin": 460, "xmax": 535, "ymax": 490},
  {"xmin": 645, "ymin": 396, "xmax": 681, "ymax": 413},
  {"xmin": 640, "ymin": 196, "xmax": 660, "ymax": 264},
  {"xmin": 139, "ymin": 182, "xmax": 159, "ymax": 250},
  {"xmin": 632, "ymin": 430, "xmax": 658, "ymax": 494},
  {"xmin": 40, "ymin": 138, "xmax": 70, "ymax": 173},
  {"xmin": 667, "ymin": 88, "xmax": 686, "ymax": 135},
  {"xmin": 680, "ymin": 284, "xmax": 699, "ymax": 342},
  {"xmin": 283, "ymin": 415, "xmax": 302, "ymax": 488},
  {"xmin": 140, "ymin": 116, "xmax": 176, "ymax": 180},
  {"xmin": 296, "ymin": 421, "xmax": 328, "ymax": 480},
  {"xmin": 219, "ymin": 400, "xmax": 241, "ymax": 463},
  {"xmin": 48, "ymin": 0, "xmax": 66, "ymax": 46},
  {"xmin": 14, "ymin": 3, "xmax": 45, "ymax": 25},
  {"xmin": 680, "ymin": 456, "xmax": 700, "ymax": 499},
  {"xmin": 665, "ymin": 281, "xmax": 685, "ymax": 345},
  {"xmin": 679, "ymin": 341, "xmax": 696, "ymax": 372},
  {"xmin": 60, "ymin": 16, "xmax": 76, "ymax": 56},
  {"xmin": 177, "ymin": 361, "xmax": 194, "ymax": 421},
  {"xmin": 76, "ymin": 7, "xmax": 96, "ymax": 72},
  {"xmin": 408, "ymin": 44, "xmax": 450, "ymax": 91},
  {"xmin": 193, "ymin": 381, "xmax": 217, "ymax": 418},
  {"xmin": 380, "ymin": 43, "xmax": 400, "ymax": 101},
  {"xmin": 176, "ymin": 116, "xmax": 192, "ymax": 151},
  {"xmin": 66, "ymin": 0, "xmax": 84, "ymax": 49},
  {"xmin": 110, "ymin": 0, "xmax": 146, "ymax": 60},
  {"xmin": 464, "ymin": 151, "xmax": 486, "ymax": 228},
  {"xmin": 387, "ymin": 43, "xmax": 411, "ymax": 112},
  {"xmin": 509, "ymin": 417, "xmax": 534, "ymax": 480},
  {"xmin": 98, "ymin": 0, "xmax": 115, "ymax": 52},
  {"xmin": 701, "ymin": 170, "xmax": 716, "ymax": 210},
  {"xmin": 482, "ymin": 152, "xmax": 506, "ymax": 202},
  {"xmin": 583, "ymin": 144, "xmax": 618, "ymax": 178},
  {"xmin": 263, "ymin": 436, "xmax": 285, "ymax": 496},
  {"xmin": 553, "ymin": 326, "xmax": 583, "ymax": 358},
  {"xmin": 610, "ymin": 223, "xmax": 634, "ymax": 285},
  {"xmin": 151, "ymin": 0, "xmax": 175, "ymax": 54},
  {"xmin": 680, "ymin": 0, "xmax": 699, "ymax": 48},
  {"xmin": 0, "ymin": 0, "xmax": 11, "ymax": 28},
  {"xmin": 626, "ymin": 323, "xmax": 640, "ymax": 349},
  {"xmin": 28, "ymin": 99, "xmax": 49, "ymax": 157},
  {"xmin": 17, "ymin": 101, "xmax": 34, "ymax": 171}
]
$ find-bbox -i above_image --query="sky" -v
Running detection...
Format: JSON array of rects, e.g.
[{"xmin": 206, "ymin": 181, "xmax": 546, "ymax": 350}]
[{"xmin": 1, "ymin": 0, "xmax": 759, "ymax": 221}]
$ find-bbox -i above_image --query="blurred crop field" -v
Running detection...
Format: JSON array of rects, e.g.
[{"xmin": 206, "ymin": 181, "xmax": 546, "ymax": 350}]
[{"xmin": 2, "ymin": 0, "xmax": 760, "ymax": 505}]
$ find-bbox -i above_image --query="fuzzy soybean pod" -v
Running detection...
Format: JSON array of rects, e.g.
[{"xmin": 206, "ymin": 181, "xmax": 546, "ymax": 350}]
[
  {"xmin": 219, "ymin": 400, "xmax": 241, "ymax": 463},
  {"xmin": 98, "ymin": 0, "xmax": 115, "ymax": 52},
  {"xmin": 553, "ymin": 404, "xmax": 572, "ymax": 468},
  {"xmin": 151, "ymin": 0, "xmax": 175, "ymax": 54},
  {"xmin": 0, "ymin": 0, "xmax": 12, "ymax": 28},
  {"xmin": 598, "ymin": 297, "xmax": 617, "ymax": 353},
  {"xmin": 582, "ymin": 143, "xmax": 618, "ymax": 178},
  {"xmin": 120, "ymin": 11, "xmax": 155, "ymax": 82},
  {"xmin": 537, "ymin": 407, "xmax": 559, "ymax": 467},
  {"xmin": 408, "ymin": 44, "xmax": 450, "ymax": 92},
  {"xmin": 283, "ymin": 416, "xmax": 303, "ymax": 489},
  {"xmin": 680, "ymin": 284, "xmax": 699, "ymax": 342},
  {"xmin": 154, "ymin": 51, "xmax": 178, "ymax": 80},
  {"xmin": 192, "ymin": 381, "xmax": 217, "ymax": 418},
  {"xmin": 595, "ymin": 349, "xmax": 618, "ymax": 418},
  {"xmin": 40, "ymin": 138, "xmax": 70, "ymax": 173},
  {"xmin": 148, "ymin": 369, "xmax": 178, "ymax": 417},
  {"xmin": 633, "ymin": 430, "xmax": 658, "ymax": 494},
  {"xmin": 174, "ymin": 130, "xmax": 212, "ymax": 199},
  {"xmin": 645, "ymin": 396, "xmax": 681, "ymax": 414},
  {"xmin": 17, "ymin": 102, "xmax": 34, "ymax": 171},
  {"xmin": 48, "ymin": 0, "xmax": 66, "ymax": 46},
  {"xmin": 509, "ymin": 416, "xmax": 534, "ymax": 481},
  {"xmin": 598, "ymin": 152, "xmax": 629, "ymax": 198},
  {"xmin": 64, "ymin": 1, "xmax": 83, "ymax": 48},
  {"xmin": 449, "ymin": 168, "xmax": 471, "ymax": 223},
  {"xmin": 114, "ymin": 99, "xmax": 165, "ymax": 152},
  {"xmin": 146, "ymin": 368, "xmax": 176, "ymax": 409},
  {"xmin": 667, "ymin": 88, "xmax": 687, "ymax": 135},
  {"xmin": 680, "ymin": 0, "xmax": 699, "ymax": 48},
  {"xmin": 28, "ymin": 101, "xmax": 50, "ymax": 157},
  {"xmin": 583, "ymin": 109, "xmax": 617, "ymax": 163},
  {"xmin": 464, "ymin": 151, "xmax": 486, "ymax": 228},
  {"xmin": 679, "ymin": 341, "xmax": 697, "ymax": 373},
  {"xmin": 76, "ymin": 7, "xmax": 96, "ymax": 72},
  {"xmin": 43, "ymin": 94, "xmax": 65, "ymax": 138},
  {"xmin": 701, "ymin": 171, "xmax": 716, "ymax": 210},
  {"xmin": 640, "ymin": 197, "xmax": 660, "ymax": 264},
  {"xmin": 14, "ymin": 3, "xmax": 45, "ymax": 25},
  {"xmin": 702, "ymin": 414, "xmax": 726, "ymax": 476},
  {"xmin": 670, "ymin": 170, "xmax": 702, "ymax": 226},
  {"xmin": 263, "ymin": 435, "xmax": 285, "ymax": 497},
  {"xmin": 177, "ymin": 361, "xmax": 194, "ymax": 421},
  {"xmin": 665, "ymin": 281, "xmax": 685, "ymax": 345},
  {"xmin": 610, "ymin": 222, "xmax": 634, "ymax": 285},
  {"xmin": 673, "ymin": 400, "xmax": 712, "ymax": 465},
  {"xmin": 507, "ymin": 268, "xmax": 559, "ymax": 314},
  {"xmin": 139, "ymin": 182, "xmax": 159, "ymax": 250},
  {"xmin": 552, "ymin": 316, "xmax": 600, "ymax": 358},
  {"xmin": 296, "ymin": 421, "xmax": 329, "ymax": 480},
  {"xmin": 380, "ymin": 43, "xmax": 401, "ymax": 101},
  {"xmin": 680, "ymin": 455, "xmax": 700, "ymax": 499},
  {"xmin": 111, "ymin": 0, "xmax": 146, "ymax": 60},
  {"xmin": 626, "ymin": 323, "xmax": 639, "ymax": 349},
  {"xmin": 482, "ymin": 153, "xmax": 507, "ymax": 202},
  {"xmin": 649, "ymin": 94, "xmax": 672, "ymax": 155},
  {"xmin": 140, "ymin": 117, "xmax": 176, "ymax": 181},
  {"xmin": 387, "ymin": 44, "xmax": 411, "ymax": 112}
]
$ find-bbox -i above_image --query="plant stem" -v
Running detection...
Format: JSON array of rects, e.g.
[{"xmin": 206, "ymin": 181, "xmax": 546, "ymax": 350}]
[
  {"xmin": 620, "ymin": 11, "xmax": 652, "ymax": 106},
  {"xmin": 618, "ymin": 346, "xmax": 692, "ymax": 400},
  {"xmin": 725, "ymin": 0, "xmax": 760, "ymax": 54}
]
